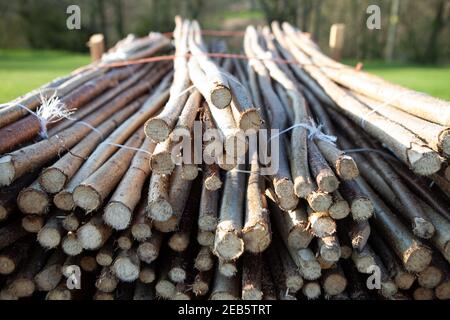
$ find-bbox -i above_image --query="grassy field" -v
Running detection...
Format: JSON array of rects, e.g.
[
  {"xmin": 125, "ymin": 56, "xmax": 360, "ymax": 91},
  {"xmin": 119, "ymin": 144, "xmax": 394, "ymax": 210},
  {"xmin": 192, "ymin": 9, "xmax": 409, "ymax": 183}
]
[
  {"xmin": 0, "ymin": 50, "xmax": 90, "ymax": 103},
  {"xmin": 0, "ymin": 50, "xmax": 449, "ymax": 103}
]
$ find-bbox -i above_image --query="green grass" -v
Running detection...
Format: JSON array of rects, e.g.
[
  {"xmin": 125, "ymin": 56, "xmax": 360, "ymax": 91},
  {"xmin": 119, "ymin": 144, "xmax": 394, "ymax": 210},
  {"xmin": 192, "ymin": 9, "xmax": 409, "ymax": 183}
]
[
  {"xmin": 343, "ymin": 60, "xmax": 450, "ymax": 100},
  {"xmin": 0, "ymin": 50, "xmax": 449, "ymax": 103},
  {"xmin": 0, "ymin": 50, "xmax": 90, "ymax": 103}
]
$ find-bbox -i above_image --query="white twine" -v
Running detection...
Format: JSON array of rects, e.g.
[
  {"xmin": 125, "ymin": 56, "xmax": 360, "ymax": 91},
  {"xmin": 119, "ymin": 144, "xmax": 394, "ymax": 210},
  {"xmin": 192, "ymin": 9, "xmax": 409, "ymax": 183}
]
[
  {"xmin": 3, "ymin": 92, "xmax": 74, "ymax": 139},
  {"xmin": 359, "ymin": 90, "xmax": 410, "ymax": 127},
  {"xmin": 35, "ymin": 92, "xmax": 74, "ymax": 138},
  {"xmin": 104, "ymin": 142, "xmax": 153, "ymax": 155},
  {"xmin": 64, "ymin": 114, "xmax": 104, "ymax": 140},
  {"xmin": 342, "ymin": 148, "xmax": 400, "ymax": 162},
  {"xmin": 269, "ymin": 121, "xmax": 337, "ymax": 145},
  {"xmin": 4, "ymin": 92, "xmax": 106, "ymax": 140}
]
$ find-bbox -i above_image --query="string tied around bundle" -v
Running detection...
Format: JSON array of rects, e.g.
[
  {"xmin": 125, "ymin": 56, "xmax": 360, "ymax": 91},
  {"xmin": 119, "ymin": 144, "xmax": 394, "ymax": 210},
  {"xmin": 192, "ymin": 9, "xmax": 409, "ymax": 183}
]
[{"xmin": 269, "ymin": 119, "xmax": 337, "ymax": 145}]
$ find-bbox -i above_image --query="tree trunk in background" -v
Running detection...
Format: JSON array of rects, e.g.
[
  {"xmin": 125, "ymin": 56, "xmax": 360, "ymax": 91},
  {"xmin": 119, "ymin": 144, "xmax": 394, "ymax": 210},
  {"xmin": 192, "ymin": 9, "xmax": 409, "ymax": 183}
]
[
  {"xmin": 299, "ymin": 0, "xmax": 313, "ymax": 31},
  {"xmin": 385, "ymin": 0, "xmax": 401, "ymax": 61},
  {"xmin": 187, "ymin": 0, "xmax": 204, "ymax": 19},
  {"xmin": 97, "ymin": 0, "xmax": 108, "ymax": 47},
  {"xmin": 311, "ymin": 0, "xmax": 323, "ymax": 41},
  {"xmin": 424, "ymin": 0, "xmax": 448, "ymax": 63},
  {"xmin": 114, "ymin": 0, "xmax": 125, "ymax": 39}
]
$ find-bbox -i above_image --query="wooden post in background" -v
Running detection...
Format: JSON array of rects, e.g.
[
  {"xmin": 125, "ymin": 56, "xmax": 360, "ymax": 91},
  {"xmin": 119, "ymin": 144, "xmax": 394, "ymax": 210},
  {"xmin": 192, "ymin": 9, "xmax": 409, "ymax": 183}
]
[
  {"xmin": 88, "ymin": 34, "xmax": 105, "ymax": 62},
  {"xmin": 329, "ymin": 24, "xmax": 345, "ymax": 62}
]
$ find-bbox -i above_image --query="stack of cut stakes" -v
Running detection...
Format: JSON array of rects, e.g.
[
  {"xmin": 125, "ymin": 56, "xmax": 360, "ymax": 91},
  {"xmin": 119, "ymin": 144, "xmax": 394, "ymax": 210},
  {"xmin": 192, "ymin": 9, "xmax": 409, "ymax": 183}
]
[{"xmin": 0, "ymin": 17, "xmax": 449, "ymax": 301}]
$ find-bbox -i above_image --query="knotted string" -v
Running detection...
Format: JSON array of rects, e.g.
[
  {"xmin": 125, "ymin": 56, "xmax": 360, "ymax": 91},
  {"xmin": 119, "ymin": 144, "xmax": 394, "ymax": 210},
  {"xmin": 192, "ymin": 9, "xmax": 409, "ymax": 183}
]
[{"xmin": 269, "ymin": 121, "xmax": 337, "ymax": 145}]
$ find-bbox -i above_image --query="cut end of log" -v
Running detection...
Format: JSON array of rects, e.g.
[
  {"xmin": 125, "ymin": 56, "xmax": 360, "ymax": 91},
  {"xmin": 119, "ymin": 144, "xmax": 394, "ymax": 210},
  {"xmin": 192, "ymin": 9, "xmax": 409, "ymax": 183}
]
[
  {"xmin": 0, "ymin": 256, "xmax": 15, "ymax": 275},
  {"xmin": 94, "ymin": 291, "xmax": 114, "ymax": 300},
  {"xmin": 210, "ymin": 292, "xmax": 238, "ymax": 300},
  {"xmin": 395, "ymin": 272, "xmax": 416, "ymax": 290},
  {"xmin": 323, "ymin": 274, "xmax": 347, "ymax": 296},
  {"xmin": 145, "ymin": 118, "xmax": 171, "ymax": 142},
  {"xmin": 104, "ymin": 202, "xmax": 132, "ymax": 230},
  {"xmin": 150, "ymin": 152, "xmax": 175, "ymax": 175},
  {"xmin": 409, "ymin": 149, "xmax": 442, "ymax": 176},
  {"xmin": 286, "ymin": 275, "xmax": 303, "ymax": 293},
  {"xmin": 22, "ymin": 215, "xmax": 44, "ymax": 233},
  {"xmin": 169, "ymin": 267, "xmax": 186, "ymax": 283},
  {"xmin": 418, "ymin": 265, "xmax": 443, "ymax": 289},
  {"xmin": 352, "ymin": 253, "xmax": 375, "ymax": 274},
  {"xmin": 218, "ymin": 158, "xmax": 237, "ymax": 171},
  {"xmin": 46, "ymin": 287, "xmax": 72, "ymax": 300},
  {"xmin": 37, "ymin": 228, "xmax": 61, "ymax": 249},
  {"xmin": 436, "ymin": 281, "xmax": 450, "ymax": 300},
  {"xmin": 153, "ymin": 215, "xmax": 178, "ymax": 233},
  {"xmin": 380, "ymin": 280, "xmax": 398, "ymax": 298},
  {"xmin": 96, "ymin": 276, "xmax": 118, "ymax": 293},
  {"xmin": 311, "ymin": 215, "xmax": 336, "ymax": 238},
  {"xmin": 62, "ymin": 214, "xmax": 80, "ymax": 232},
  {"xmin": 197, "ymin": 231, "xmax": 215, "ymax": 247},
  {"xmin": 80, "ymin": 256, "xmax": 98, "ymax": 272},
  {"xmin": 242, "ymin": 223, "xmax": 271, "ymax": 253},
  {"xmin": 17, "ymin": 188, "xmax": 49, "ymax": 215},
  {"xmin": 317, "ymin": 173, "xmax": 340, "ymax": 193},
  {"xmin": 131, "ymin": 224, "xmax": 152, "ymax": 242},
  {"xmin": 35, "ymin": 265, "xmax": 62, "ymax": 291},
  {"xmin": 350, "ymin": 198, "xmax": 373, "ymax": 221},
  {"xmin": 204, "ymin": 174, "xmax": 222, "ymax": 191},
  {"xmin": 117, "ymin": 236, "xmax": 132, "ymax": 250},
  {"xmin": 340, "ymin": 245, "xmax": 352, "ymax": 259},
  {"xmin": 96, "ymin": 253, "xmax": 113, "ymax": 267},
  {"xmin": 193, "ymin": 281, "xmax": 209, "ymax": 296},
  {"xmin": 214, "ymin": 231, "xmax": 244, "ymax": 261},
  {"xmin": 62, "ymin": 234, "xmax": 83, "ymax": 256},
  {"xmin": 0, "ymin": 206, "xmax": 8, "ymax": 221},
  {"xmin": 0, "ymin": 288, "xmax": 18, "ymax": 300},
  {"xmin": 329, "ymin": 199, "xmax": 350, "ymax": 220},
  {"xmin": 320, "ymin": 246, "xmax": 341, "ymax": 263},
  {"xmin": 113, "ymin": 257, "xmax": 140, "ymax": 282},
  {"xmin": 219, "ymin": 261, "xmax": 237, "ymax": 277},
  {"xmin": 210, "ymin": 85, "xmax": 232, "ymax": 109},
  {"xmin": 404, "ymin": 244, "xmax": 432, "ymax": 273},
  {"xmin": 39, "ymin": 168, "xmax": 67, "ymax": 194},
  {"xmin": 294, "ymin": 178, "xmax": 314, "ymax": 199},
  {"xmin": 438, "ymin": 129, "xmax": 450, "ymax": 156},
  {"xmin": 78, "ymin": 224, "xmax": 104, "ymax": 250},
  {"xmin": 198, "ymin": 215, "xmax": 218, "ymax": 232},
  {"xmin": 337, "ymin": 156, "xmax": 359, "ymax": 180},
  {"xmin": 148, "ymin": 199, "xmax": 173, "ymax": 222},
  {"xmin": 181, "ymin": 164, "xmax": 199, "ymax": 181},
  {"xmin": 168, "ymin": 235, "xmax": 189, "ymax": 252},
  {"xmin": 73, "ymin": 185, "xmax": 101, "ymax": 212},
  {"xmin": 10, "ymin": 279, "xmax": 35, "ymax": 298},
  {"xmin": 156, "ymin": 280, "xmax": 176, "ymax": 299},
  {"xmin": 137, "ymin": 242, "xmax": 159, "ymax": 264},
  {"xmin": 302, "ymin": 282, "xmax": 321, "ymax": 300},
  {"xmin": 412, "ymin": 217, "xmax": 435, "ymax": 239},
  {"xmin": 239, "ymin": 109, "xmax": 262, "ymax": 132},
  {"xmin": 139, "ymin": 268, "xmax": 156, "ymax": 284},
  {"xmin": 413, "ymin": 287, "xmax": 434, "ymax": 300},
  {"xmin": 307, "ymin": 192, "xmax": 332, "ymax": 212},
  {"xmin": 242, "ymin": 287, "xmax": 263, "ymax": 300},
  {"xmin": 0, "ymin": 156, "xmax": 15, "ymax": 187},
  {"xmin": 54, "ymin": 191, "xmax": 76, "ymax": 211}
]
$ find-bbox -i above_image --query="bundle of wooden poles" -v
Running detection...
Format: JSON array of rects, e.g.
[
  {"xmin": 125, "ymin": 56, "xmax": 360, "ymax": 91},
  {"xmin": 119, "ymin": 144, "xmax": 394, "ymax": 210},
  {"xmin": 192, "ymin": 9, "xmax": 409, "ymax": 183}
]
[{"xmin": 0, "ymin": 17, "xmax": 449, "ymax": 301}]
